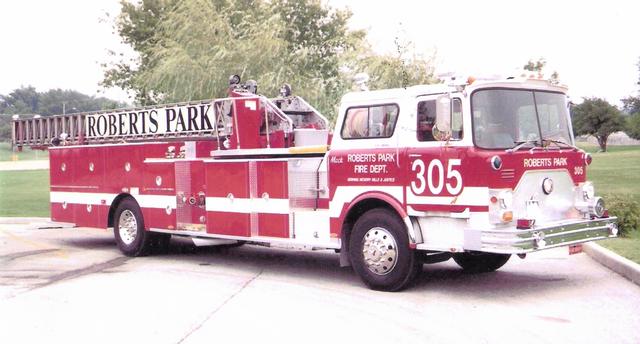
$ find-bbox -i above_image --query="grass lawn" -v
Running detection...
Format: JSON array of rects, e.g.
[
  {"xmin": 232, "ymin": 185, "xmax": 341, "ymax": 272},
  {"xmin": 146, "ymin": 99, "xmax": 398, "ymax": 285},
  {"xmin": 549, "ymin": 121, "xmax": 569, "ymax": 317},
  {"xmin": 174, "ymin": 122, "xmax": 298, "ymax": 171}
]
[
  {"xmin": 577, "ymin": 143, "xmax": 640, "ymax": 203},
  {"xmin": 0, "ymin": 142, "xmax": 49, "ymax": 161},
  {"xmin": 577, "ymin": 143, "xmax": 640, "ymax": 264},
  {"xmin": 0, "ymin": 169, "xmax": 50, "ymax": 217},
  {"xmin": 599, "ymin": 231, "xmax": 640, "ymax": 265}
]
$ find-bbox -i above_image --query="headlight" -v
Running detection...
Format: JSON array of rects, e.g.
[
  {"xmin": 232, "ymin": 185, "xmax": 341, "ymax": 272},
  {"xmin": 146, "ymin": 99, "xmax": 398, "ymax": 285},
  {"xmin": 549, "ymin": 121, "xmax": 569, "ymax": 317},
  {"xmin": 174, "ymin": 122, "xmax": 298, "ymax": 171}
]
[
  {"xmin": 582, "ymin": 182, "xmax": 595, "ymax": 200},
  {"xmin": 542, "ymin": 177, "xmax": 554, "ymax": 195}
]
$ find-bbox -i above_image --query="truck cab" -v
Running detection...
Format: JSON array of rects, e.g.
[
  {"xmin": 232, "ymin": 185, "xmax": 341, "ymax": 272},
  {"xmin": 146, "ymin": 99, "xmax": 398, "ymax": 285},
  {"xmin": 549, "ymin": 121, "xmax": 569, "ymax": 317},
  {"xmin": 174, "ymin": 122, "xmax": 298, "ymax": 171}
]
[{"xmin": 328, "ymin": 77, "xmax": 617, "ymax": 290}]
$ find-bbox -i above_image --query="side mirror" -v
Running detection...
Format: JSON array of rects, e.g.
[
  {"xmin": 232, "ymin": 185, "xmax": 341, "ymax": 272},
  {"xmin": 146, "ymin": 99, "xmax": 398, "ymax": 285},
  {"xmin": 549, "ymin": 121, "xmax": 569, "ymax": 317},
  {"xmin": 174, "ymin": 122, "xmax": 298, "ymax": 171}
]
[{"xmin": 435, "ymin": 95, "xmax": 452, "ymax": 140}]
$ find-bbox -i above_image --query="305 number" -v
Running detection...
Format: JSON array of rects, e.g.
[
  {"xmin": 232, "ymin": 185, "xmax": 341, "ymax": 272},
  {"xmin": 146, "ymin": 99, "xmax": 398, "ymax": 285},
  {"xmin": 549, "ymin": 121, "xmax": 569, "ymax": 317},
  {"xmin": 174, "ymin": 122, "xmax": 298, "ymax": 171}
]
[{"xmin": 411, "ymin": 159, "xmax": 462, "ymax": 195}]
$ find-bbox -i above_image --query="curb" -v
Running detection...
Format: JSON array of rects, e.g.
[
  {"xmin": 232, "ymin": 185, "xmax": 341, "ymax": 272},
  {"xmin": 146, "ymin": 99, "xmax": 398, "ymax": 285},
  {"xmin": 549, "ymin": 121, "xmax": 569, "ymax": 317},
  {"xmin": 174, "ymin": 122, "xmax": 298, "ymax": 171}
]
[
  {"xmin": 0, "ymin": 217, "xmax": 74, "ymax": 229},
  {"xmin": 583, "ymin": 242, "xmax": 640, "ymax": 287},
  {"xmin": 0, "ymin": 217, "xmax": 52, "ymax": 224}
]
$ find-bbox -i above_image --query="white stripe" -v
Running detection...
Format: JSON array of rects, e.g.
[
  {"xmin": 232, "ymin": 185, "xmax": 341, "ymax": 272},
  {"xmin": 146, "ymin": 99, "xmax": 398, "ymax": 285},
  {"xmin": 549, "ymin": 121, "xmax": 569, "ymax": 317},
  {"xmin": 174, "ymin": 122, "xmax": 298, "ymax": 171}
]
[
  {"xmin": 50, "ymin": 191, "xmax": 176, "ymax": 209},
  {"xmin": 205, "ymin": 197, "xmax": 290, "ymax": 214},
  {"xmin": 329, "ymin": 185, "xmax": 404, "ymax": 218},
  {"xmin": 405, "ymin": 186, "xmax": 489, "ymax": 206},
  {"xmin": 50, "ymin": 192, "xmax": 116, "ymax": 205},
  {"xmin": 137, "ymin": 194, "xmax": 176, "ymax": 209}
]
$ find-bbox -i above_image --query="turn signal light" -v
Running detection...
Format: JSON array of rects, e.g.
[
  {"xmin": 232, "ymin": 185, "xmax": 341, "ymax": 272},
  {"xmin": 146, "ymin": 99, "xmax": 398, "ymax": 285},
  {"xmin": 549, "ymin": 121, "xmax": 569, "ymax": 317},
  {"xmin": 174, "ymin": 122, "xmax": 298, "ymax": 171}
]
[
  {"xmin": 501, "ymin": 211, "xmax": 513, "ymax": 222},
  {"xmin": 584, "ymin": 153, "xmax": 592, "ymax": 165}
]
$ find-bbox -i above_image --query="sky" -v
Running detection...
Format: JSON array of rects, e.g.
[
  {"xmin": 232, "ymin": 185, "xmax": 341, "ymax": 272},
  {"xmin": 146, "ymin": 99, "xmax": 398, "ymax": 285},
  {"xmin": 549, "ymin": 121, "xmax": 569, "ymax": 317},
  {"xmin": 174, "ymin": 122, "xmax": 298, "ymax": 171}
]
[{"xmin": 0, "ymin": 0, "xmax": 638, "ymax": 106}]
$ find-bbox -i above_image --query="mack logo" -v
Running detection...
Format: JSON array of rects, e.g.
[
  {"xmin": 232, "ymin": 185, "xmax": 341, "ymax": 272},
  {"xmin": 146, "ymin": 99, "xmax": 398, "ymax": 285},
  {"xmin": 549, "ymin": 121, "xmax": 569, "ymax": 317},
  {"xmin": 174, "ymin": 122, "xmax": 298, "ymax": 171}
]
[
  {"xmin": 85, "ymin": 104, "xmax": 214, "ymax": 138},
  {"xmin": 330, "ymin": 156, "xmax": 343, "ymax": 164}
]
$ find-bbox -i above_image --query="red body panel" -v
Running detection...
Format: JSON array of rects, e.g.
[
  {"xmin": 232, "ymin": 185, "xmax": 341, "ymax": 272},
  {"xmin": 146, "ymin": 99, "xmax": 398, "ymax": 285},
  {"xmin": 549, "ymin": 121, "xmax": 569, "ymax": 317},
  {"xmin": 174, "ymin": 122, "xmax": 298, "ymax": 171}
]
[
  {"xmin": 142, "ymin": 160, "xmax": 176, "ymax": 230},
  {"xmin": 74, "ymin": 204, "xmax": 107, "ymax": 228},
  {"xmin": 256, "ymin": 161, "xmax": 289, "ymax": 238},
  {"xmin": 205, "ymin": 161, "xmax": 250, "ymax": 237},
  {"xmin": 49, "ymin": 142, "xmax": 174, "ymax": 226},
  {"xmin": 230, "ymin": 97, "xmax": 263, "ymax": 149}
]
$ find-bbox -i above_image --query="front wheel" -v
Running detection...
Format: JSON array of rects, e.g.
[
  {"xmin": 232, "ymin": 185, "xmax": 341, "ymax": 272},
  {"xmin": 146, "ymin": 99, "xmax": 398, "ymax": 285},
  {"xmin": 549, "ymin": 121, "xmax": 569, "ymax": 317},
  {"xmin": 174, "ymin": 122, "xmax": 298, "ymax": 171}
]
[
  {"xmin": 452, "ymin": 252, "xmax": 511, "ymax": 273},
  {"xmin": 349, "ymin": 208, "xmax": 420, "ymax": 291}
]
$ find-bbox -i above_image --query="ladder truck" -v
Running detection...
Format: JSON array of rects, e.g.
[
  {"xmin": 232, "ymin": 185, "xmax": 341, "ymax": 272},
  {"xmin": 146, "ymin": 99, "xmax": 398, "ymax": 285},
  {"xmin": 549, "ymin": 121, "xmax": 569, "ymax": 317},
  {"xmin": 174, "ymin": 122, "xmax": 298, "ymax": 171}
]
[{"xmin": 11, "ymin": 75, "xmax": 618, "ymax": 291}]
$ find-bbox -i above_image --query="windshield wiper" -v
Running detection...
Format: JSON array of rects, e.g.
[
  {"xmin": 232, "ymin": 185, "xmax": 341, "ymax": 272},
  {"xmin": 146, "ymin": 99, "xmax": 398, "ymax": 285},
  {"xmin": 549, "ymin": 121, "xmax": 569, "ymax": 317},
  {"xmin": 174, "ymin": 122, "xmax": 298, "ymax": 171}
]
[
  {"xmin": 543, "ymin": 139, "xmax": 578, "ymax": 150},
  {"xmin": 507, "ymin": 140, "xmax": 540, "ymax": 153}
]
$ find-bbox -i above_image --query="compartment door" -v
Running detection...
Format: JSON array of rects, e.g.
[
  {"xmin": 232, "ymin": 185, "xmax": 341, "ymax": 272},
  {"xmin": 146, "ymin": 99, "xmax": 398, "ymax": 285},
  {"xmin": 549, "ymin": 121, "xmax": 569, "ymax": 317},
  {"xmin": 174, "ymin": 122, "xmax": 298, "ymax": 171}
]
[{"xmin": 175, "ymin": 160, "xmax": 207, "ymax": 231}]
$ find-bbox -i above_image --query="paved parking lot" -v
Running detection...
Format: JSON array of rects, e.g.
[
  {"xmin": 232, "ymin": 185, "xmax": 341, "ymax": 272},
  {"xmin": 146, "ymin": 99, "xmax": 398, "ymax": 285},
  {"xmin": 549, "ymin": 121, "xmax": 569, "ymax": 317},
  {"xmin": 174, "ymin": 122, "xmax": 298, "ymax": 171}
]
[{"xmin": 1, "ymin": 223, "xmax": 639, "ymax": 344}]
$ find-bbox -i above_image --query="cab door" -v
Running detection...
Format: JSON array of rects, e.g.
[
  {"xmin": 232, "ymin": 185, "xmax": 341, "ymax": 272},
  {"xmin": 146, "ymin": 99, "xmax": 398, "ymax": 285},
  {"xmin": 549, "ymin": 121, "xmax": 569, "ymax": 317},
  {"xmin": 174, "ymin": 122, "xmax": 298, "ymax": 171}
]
[{"xmin": 406, "ymin": 96, "xmax": 465, "ymax": 214}]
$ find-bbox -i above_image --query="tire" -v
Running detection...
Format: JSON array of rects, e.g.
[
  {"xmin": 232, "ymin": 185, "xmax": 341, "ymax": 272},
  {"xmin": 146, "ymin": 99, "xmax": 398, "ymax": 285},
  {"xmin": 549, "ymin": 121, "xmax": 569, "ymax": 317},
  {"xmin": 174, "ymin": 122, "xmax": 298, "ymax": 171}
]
[
  {"xmin": 349, "ymin": 208, "xmax": 420, "ymax": 291},
  {"xmin": 452, "ymin": 252, "xmax": 511, "ymax": 273},
  {"xmin": 113, "ymin": 198, "xmax": 154, "ymax": 257}
]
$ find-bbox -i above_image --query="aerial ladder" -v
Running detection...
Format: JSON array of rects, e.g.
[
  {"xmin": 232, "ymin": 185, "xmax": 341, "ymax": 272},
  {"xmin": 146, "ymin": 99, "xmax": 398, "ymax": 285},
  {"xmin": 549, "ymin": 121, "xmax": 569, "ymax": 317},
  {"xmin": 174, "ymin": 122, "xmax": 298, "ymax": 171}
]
[{"xmin": 12, "ymin": 77, "xmax": 330, "ymax": 152}]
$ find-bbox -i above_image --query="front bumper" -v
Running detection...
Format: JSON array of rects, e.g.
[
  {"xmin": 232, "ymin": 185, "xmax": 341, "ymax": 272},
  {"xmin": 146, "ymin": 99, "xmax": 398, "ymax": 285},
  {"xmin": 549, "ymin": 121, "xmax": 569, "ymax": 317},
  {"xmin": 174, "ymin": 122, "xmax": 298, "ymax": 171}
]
[{"xmin": 464, "ymin": 217, "xmax": 618, "ymax": 254}]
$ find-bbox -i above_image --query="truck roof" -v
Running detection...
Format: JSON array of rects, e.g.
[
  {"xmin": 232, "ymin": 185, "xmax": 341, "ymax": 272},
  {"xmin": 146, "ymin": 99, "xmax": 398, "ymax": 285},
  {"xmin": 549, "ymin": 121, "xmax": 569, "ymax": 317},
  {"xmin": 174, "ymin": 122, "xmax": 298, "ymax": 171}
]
[{"xmin": 340, "ymin": 78, "xmax": 568, "ymax": 104}]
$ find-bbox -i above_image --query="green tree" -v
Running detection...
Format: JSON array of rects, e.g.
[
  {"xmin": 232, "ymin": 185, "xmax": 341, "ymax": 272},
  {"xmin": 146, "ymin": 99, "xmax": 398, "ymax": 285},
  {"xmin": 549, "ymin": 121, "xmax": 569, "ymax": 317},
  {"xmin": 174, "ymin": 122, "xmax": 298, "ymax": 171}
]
[
  {"xmin": 523, "ymin": 57, "xmax": 559, "ymax": 81},
  {"xmin": 622, "ymin": 57, "xmax": 640, "ymax": 114},
  {"xmin": 351, "ymin": 40, "xmax": 436, "ymax": 90},
  {"xmin": 0, "ymin": 86, "xmax": 39, "ymax": 114},
  {"xmin": 622, "ymin": 57, "xmax": 640, "ymax": 139},
  {"xmin": 622, "ymin": 97, "xmax": 640, "ymax": 115},
  {"xmin": 572, "ymin": 97, "xmax": 625, "ymax": 152},
  {"xmin": 0, "ymin": 115, "xmax": 12, "ymax": 142},
  {"xmin": 101, "ymin": 0, "xmax": 176, "ymax": 105},
  {"xmin": 627, "ymin": 113, "xmax": 640, "ymax": 140},
  {"xmin": 102, "ymin": 0, "xmax": 366, "ymax": 121},
  {"xmin": 38, "ymin": 89, "xmax": 128, "ymax": 115},
  {"xmin": 524, "ymin": 58, "xmax": 547, "ymax": 72},
  {"xmin": 0, "ymin": 87, "xmax": 127, "ymax": 141}
]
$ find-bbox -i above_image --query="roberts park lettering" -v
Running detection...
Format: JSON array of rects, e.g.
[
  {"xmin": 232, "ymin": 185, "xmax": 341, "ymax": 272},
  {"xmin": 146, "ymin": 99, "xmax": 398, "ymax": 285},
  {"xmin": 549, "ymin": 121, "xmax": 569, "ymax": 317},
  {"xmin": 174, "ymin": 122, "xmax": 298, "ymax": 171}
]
[{"xmin": 85, "ymin": 104, "xmax": 214, "ymax": 138}]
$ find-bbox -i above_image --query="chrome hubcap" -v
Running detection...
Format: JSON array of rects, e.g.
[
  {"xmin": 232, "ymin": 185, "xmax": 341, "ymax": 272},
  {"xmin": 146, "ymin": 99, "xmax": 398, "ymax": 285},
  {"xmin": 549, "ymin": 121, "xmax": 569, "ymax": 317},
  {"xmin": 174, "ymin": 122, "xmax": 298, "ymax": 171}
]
[
  {"xmin": 118, "ymin": 210, "xmax": 137, "ymax": 245},
  {"xmin": 362, "ymin": 227, "xmax": 398, "ymax": 275}
]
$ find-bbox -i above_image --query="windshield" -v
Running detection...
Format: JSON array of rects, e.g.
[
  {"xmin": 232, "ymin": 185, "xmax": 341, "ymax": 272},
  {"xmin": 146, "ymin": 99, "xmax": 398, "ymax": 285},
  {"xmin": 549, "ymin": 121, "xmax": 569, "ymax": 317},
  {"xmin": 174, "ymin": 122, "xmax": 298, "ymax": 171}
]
[{"xmin": 471, "ymin": 89, "xmax": 573, "ymax": 149}]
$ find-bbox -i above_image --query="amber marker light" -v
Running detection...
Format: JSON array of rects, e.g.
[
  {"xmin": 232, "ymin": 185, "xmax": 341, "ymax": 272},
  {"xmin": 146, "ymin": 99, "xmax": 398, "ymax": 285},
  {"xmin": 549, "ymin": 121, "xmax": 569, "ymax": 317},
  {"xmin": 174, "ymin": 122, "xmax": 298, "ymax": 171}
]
[{"xmin": 584, "ymin": 153, "xmax": 593, "ymax": 165}]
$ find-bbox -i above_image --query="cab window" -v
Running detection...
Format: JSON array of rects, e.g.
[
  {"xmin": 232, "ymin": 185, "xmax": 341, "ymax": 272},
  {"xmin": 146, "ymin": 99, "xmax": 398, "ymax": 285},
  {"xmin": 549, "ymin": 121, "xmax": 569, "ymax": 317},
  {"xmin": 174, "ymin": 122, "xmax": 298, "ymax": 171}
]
[
  {"xmin": 417, "ymin": 98, "xmax": 463, "ymax": 141},
  {"xmin": 341, "ymin": 104, "xmax": 399, "ymax": 139}
]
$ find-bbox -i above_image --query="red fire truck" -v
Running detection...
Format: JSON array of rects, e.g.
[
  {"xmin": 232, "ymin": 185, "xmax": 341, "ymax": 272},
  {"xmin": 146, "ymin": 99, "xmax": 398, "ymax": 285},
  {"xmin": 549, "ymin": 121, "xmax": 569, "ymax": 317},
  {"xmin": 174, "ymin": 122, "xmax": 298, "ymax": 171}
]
[{"xmin": 12, "ymin": 75, "xmax": 618, "ymax": 291}]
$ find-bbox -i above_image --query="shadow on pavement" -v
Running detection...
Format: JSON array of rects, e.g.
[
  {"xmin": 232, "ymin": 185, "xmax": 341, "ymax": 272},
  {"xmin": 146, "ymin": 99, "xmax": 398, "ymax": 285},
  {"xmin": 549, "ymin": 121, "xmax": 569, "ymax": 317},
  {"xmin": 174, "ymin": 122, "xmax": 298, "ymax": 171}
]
[{"xmin": 58, "ymin": 234, "xmax": 581, "ymax": 295}]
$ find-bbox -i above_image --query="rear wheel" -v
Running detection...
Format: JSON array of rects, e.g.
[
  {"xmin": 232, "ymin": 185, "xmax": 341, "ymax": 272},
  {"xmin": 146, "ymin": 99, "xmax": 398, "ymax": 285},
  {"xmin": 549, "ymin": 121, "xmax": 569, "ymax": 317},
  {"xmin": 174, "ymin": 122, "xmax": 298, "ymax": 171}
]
[
  {"xmin": 113, "ymin": 198, "xmax": 154, "ymax": 257},
  {"xmin": 452, "ymin": 252, "xmax": 511, "ymax": 273},
  {"xmin": 349, "ymin": 208, "xmax": 420, "ymax": 291}
]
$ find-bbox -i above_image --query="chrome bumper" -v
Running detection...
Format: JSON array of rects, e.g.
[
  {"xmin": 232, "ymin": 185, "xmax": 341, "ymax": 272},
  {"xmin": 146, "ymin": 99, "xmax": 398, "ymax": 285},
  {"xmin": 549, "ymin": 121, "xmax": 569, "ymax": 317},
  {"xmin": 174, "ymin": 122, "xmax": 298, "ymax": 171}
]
[{"xmin": 464, "ymin": 217, "xmax": 618, "ymax": 254}]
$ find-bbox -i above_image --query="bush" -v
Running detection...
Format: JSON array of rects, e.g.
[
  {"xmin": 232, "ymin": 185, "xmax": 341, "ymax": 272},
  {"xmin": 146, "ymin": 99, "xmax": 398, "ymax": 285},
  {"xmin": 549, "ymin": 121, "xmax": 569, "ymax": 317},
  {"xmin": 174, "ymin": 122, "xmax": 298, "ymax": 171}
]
[{"xmin": 604, "ymin": 195, "xmax": 640, "ymax": 237}]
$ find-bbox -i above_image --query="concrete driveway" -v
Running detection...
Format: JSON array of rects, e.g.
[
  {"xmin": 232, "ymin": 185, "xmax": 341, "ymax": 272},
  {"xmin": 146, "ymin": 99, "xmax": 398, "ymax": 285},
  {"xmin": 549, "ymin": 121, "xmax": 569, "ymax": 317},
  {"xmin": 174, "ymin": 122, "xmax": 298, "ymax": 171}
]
[{"xmin": 1, "ymin": 224, "xmax": 639, "ymax": 344}]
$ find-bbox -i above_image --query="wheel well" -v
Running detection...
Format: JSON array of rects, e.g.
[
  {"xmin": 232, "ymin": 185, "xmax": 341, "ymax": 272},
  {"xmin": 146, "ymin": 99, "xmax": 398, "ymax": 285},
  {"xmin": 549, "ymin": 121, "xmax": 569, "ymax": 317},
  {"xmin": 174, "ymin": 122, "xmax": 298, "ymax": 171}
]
[
  {"xmin": 339, "ymin": 198, "xmax": 399, "ymax": 266},
  {"xmin": 107, "ymin": 193, "xmax": 134, "ymax": 227}
]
